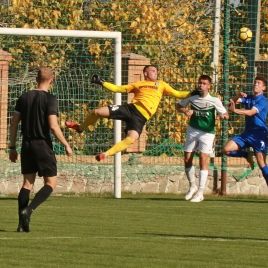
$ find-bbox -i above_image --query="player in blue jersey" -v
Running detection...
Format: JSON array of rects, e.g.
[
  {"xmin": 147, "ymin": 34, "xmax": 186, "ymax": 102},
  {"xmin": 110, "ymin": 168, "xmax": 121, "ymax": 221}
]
[
  {"xmin": 177, "ymin": 75, "xmax": 229, "ymax": 202},
  {"xmin": 223, "ymin": 76, "xmax": 268, "ymax": 185}
]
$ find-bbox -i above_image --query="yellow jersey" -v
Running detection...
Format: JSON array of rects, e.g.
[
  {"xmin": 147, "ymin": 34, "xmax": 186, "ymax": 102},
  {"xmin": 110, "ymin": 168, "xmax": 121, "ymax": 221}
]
[{"xmin": 102, "ymin": 80, "xmax": 190, "ymax": 120}]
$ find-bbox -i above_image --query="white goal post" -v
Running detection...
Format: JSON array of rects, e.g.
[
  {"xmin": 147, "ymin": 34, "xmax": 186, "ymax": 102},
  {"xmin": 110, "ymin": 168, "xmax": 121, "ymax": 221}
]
[{"xmin": 0, "ymin": 27, "xmax": 122, "ymax": 198}]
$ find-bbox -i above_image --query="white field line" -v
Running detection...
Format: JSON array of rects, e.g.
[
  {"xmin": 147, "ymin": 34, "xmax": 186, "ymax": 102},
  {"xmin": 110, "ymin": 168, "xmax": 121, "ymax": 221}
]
[
  {"xmin": 0, "ymin": 205, "xmax": 237, "ymax": 209},
  {"xmin": 0, "ymin": 236, "xmax": 267, "ymax": 243}
]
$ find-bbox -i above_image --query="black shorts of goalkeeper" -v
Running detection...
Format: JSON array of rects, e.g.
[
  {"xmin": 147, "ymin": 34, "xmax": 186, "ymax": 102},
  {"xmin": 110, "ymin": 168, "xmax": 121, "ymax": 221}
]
[{"xmin": 108, "ymin": 103, "xmax": 147, "ymax": 136}]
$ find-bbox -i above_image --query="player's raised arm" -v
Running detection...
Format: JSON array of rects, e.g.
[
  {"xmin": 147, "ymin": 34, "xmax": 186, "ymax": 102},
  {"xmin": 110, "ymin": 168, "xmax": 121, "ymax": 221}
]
[
  {"xmin": 91, "ymin": 74, "xmax": 132, "ymax": 93},
  {"xmin": 228, "ymin": 99, "xmax": 257, "ymax": 117},
  {"xmin": 163, "ymin": 81, "xmax": 190, "ymax": 99},
  {"xmin": 231, "ymin": 92, "xmax": 247, "ymax": 104}
]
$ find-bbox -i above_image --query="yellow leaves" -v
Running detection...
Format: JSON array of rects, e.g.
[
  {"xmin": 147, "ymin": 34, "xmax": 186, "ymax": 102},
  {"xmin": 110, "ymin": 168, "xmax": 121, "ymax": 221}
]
[
  {"xmin": 261, "ymin": 33, "xmax": 268, "ymax": 42},
  {"xmin": 52, "ymin": 10, "xmax": 61, "ymax": 20},
  {"xmin": 4, "ymin": 0, "xmax": 214, "ymax": 91},
  {"xmin": 93, "ymin": 18, "xmax": 107, "ymax": 31},
  {"xmin": 12, "ymin": 0, "xmax": 31, "ymax": 8},
  {"xmin": 9, "ymin": 1, "xmax": 85, "ymax": 30},
  {"xmin": 130, "ymin": 20, "xmax": 138, "ymax": 29},
  {"xmin": 9, "ymin": 48, "xmax": 23, "ymax": 54},
  {"xmin": 88, "ymin": 43, "xmax": 101, "ymax": 57},
  {"xmin": 111, "ymin": 3, "xmax": 117, "ymax": 10},
  {"xmin": 70, "ymin": 10, "xmax": 82, "ymax": 25}
]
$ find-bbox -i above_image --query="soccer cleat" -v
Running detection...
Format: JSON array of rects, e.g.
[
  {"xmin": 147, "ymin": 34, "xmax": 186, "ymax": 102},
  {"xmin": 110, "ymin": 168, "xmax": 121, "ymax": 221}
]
[
  {"xmin": 16, "ymin": 224, "xmax": 25, "ymax": 232},
  {"xmin": 65, "ymin": 121, "xmax": 82, "ymax": 133},
  {"xmin": 185, "ymin": 185, "xmax": 198, "ymax": 201},
  {"xmin": 20, "ymin": 208, "xmax": 31, "ymax": 232},
  {"xmin": 190, "ymin": 192, "xmax": 204, "ymax": 203},
  {"xmin": 95, "ymin": 153, "xmax": 106, "ymax": 162}
]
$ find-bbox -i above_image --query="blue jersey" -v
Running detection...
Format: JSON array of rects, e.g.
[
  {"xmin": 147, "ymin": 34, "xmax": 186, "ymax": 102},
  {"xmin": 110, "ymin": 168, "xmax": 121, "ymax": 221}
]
[
  {"xmin": 233, "ymin": 94, "xmax": 268, "ymax": 153},
  {"xmin": 240, "ymin": 94, "xmax": 268, "ymax": 133}
]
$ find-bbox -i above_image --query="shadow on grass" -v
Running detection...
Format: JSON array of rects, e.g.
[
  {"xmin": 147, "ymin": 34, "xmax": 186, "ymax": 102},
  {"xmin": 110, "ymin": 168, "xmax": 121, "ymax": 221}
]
[
  {"xmin": 0, "ymin": 197, "xmax": 17, "ymax": 200},
  {"xmin": 140, "ymin": 232, "xmax": 268, "ymax": 242},
  {"xmin": 121, "ymin": 195, "xmax": 268, "ymax": 203}
]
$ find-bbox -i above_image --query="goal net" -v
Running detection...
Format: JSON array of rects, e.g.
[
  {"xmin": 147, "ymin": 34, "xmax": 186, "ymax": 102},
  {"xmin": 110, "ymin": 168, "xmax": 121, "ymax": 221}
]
[{"xmin": 0, "ymin": 28, "xmax": 122, "ymax": 197}]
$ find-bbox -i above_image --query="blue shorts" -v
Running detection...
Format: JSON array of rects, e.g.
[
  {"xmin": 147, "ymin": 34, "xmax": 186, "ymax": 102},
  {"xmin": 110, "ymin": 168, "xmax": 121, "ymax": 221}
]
[{"xmin": 232, "ymin": 130, "xmax": 268, "ymax": 153}]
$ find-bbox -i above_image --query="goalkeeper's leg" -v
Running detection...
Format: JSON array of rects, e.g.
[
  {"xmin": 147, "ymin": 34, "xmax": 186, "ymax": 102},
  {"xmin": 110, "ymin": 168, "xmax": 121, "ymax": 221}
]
[
  {"xmin": 66, "ymin": 107, "xmax": 110, "ymax": 132},
  {"xmin": 79, "ymin": 110, "xmax": 100, "ymax": 131},
  {"xmin": 96, "ymin": 131, "xmax": 138, "ymax": 161}
]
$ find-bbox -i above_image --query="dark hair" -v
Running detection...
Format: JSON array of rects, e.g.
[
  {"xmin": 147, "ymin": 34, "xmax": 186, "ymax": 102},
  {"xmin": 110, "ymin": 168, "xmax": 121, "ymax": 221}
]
[
  {"xmin": 255, "ymin": 75, "xmax": 267, "ymax": 87},
  {"xmin": 143, "ymin": 65, "xmax": 158, "ymax": 73},
  {"xmin": 36, "ymin": 67, "xmax": 54, "ymax": 83},
  {"xmin": 198, "ymin": 75, "xmax": 212, "ymax": 84}
]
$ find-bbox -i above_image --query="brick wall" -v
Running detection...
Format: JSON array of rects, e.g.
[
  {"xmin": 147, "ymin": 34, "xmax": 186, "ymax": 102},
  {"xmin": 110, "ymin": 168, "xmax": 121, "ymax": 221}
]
[
  {"xmin": 122, "ymin": 53, "xmax": 150, "ymax": 153},
  {"xmin": 0, "ymin": 50, "xmax": 12, "ymax": 149}
]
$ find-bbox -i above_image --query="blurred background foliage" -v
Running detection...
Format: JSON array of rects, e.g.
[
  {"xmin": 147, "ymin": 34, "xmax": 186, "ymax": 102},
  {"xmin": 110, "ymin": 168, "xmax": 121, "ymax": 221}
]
[{"xmin": 1, "ymin": 0, "xmax": 267, "ymax": 156}]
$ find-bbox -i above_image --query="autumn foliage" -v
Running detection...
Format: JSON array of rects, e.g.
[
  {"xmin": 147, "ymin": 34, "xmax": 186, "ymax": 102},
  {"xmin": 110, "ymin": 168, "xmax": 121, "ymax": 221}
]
[{"xmin": 0, "ymin": 0, "xmax": 267, "ymax": 150}]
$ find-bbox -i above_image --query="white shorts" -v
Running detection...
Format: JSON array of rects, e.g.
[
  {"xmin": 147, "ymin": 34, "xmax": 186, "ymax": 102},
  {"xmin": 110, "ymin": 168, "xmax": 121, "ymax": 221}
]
[{"xmin": 184, "ymin": 126, "xmax": 215, "ymax": 154}]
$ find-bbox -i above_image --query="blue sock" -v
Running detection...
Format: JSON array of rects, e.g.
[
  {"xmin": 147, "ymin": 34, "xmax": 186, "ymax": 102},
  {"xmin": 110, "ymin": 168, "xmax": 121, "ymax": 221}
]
[
  {"xmin": 261, "ymin": 166, "xmax": 268, "ymax": 186},
  {"xmin": 228, "ymin": 151, "xmax": 248, "ymax": 158}
]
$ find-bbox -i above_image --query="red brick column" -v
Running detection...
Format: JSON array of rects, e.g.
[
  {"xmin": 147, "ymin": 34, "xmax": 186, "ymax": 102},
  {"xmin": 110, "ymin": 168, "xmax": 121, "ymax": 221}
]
[
  {"xmin": 0, "ymin": 50, "xmax": 12, "ymax": 149},
  {"xmin": 122, "ymin": 53, "xmax": 150, "ymax": 153}
]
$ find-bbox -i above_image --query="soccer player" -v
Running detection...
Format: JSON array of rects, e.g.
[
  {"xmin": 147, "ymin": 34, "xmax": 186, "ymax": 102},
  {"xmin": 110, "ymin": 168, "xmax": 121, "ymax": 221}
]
[
  {"xmin": 9, "ymin": 67, "xmax": 73, "ymax": 232},
  {"xmin": 177, "ymin": 75, "xmax": 228, "ymax": 202},
  {"xmin": 66, "ymin": 65, "xmax": 195, "ymax": 161},
  {"xmin": 223, "ymin": 76, "xmax": 268, "ymax": 185}
]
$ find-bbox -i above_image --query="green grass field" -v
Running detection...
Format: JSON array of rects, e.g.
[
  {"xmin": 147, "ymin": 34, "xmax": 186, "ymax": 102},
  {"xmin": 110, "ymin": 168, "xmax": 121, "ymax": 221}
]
[{"xmin": 0, "ymin": 194, "xmax": 268, "ymax": 268}]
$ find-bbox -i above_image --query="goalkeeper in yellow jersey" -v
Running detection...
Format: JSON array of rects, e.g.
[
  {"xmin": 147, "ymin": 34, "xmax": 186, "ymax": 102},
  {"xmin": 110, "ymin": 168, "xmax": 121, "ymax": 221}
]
[{"xmin": 66, "ymin": 65, "xmax": 194, "ymax": 161}]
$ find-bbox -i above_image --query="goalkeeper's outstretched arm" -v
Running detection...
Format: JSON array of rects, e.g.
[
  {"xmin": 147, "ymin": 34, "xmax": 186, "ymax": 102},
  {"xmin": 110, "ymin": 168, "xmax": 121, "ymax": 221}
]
[
  {"xmin": 91, "ymin": 74, "xmax": 129, "ymax": 93},
  {"xmin": 163, "ymin": 82, "xmax": 190, "ymax": 99}
]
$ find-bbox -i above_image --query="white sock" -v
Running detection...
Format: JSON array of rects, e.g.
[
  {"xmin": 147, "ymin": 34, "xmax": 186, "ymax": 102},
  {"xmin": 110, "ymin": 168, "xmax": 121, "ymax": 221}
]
[
  {"xmin": 198, "ymin": 170, "xmax": 208, "ymax": 194},
  {"xmin": 185, "ymin": 166, "xmax": 196, "ymax": 188}
]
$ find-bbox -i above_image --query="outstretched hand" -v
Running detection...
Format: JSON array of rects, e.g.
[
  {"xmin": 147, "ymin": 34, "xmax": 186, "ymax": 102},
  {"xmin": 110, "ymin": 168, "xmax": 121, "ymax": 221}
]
[{"xmin": 91, "ymin": 74, "xmax": 104, "ymax": 85}]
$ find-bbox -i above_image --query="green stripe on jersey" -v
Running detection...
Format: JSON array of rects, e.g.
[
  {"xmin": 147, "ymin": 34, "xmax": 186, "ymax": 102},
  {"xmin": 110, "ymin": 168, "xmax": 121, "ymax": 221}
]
[{"xmin": 189, "ymin": 106, "xmax": 216, "ymax": 133}]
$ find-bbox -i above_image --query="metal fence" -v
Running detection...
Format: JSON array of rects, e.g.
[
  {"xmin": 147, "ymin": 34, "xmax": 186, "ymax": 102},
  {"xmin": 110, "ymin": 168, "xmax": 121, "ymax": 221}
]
[{"xmin": 0, "ymin": 0, "xmax": 267, "ymax": 192}]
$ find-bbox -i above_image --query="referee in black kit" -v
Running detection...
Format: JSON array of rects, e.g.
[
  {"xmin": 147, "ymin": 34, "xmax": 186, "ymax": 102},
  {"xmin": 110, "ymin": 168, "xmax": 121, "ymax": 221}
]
[{"xmin": 9, "ymin": 67, "xmax": 72, "ymax": 232}]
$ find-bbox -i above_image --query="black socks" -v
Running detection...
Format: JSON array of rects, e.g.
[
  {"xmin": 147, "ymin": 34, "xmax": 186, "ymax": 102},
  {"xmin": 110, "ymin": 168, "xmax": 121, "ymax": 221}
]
[
  {"xmin": 28, "ymin": 185, "xmax": 53, "ymax": 212},
  {"xmin": 18, "ymin": 188, "xmax": 30, "ymax": 212}
]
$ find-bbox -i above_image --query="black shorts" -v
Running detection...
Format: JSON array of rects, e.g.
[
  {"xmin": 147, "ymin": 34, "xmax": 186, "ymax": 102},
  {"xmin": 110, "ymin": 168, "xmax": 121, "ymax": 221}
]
[
  {"xmin": 21, "ymin": 139, "xmax": 57, "ymax": 177},
  {"xmin": 108, "ymin": 104, "xmax": 147, "ymax": 135}
]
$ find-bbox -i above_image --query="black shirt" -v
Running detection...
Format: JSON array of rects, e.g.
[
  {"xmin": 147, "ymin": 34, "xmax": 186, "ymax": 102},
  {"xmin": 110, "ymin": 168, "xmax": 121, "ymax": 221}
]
[{"xmin": 15, "ymin": 90, "xmax": 58, "ymax": 141}]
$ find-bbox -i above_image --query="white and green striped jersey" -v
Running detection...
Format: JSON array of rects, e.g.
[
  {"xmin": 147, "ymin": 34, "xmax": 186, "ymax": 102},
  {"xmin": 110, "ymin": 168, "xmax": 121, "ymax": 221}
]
[{"xmin": 178, "ymin": 93, "xmax": 227, "ymax": 133}]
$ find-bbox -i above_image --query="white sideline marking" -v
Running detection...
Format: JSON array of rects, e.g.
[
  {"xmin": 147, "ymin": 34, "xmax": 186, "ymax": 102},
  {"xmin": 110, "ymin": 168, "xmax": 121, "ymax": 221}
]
[{"xmin": 0, "ymin": 236, "xmax": 267, "ymax": 243}]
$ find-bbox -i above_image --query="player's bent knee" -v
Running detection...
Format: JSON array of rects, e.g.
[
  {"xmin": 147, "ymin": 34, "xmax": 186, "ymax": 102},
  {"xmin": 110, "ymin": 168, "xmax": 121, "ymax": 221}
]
[
  {"xmin": 222, "ymin": 148, "xmax": 228, "ymax": 155},
  {"xmin": 44, "ymin": 176, "xmax": 57, "ymax": 190},
  {"xmin": 95, "ymin": 107, "xmax": 109, "ymax": 117}
]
